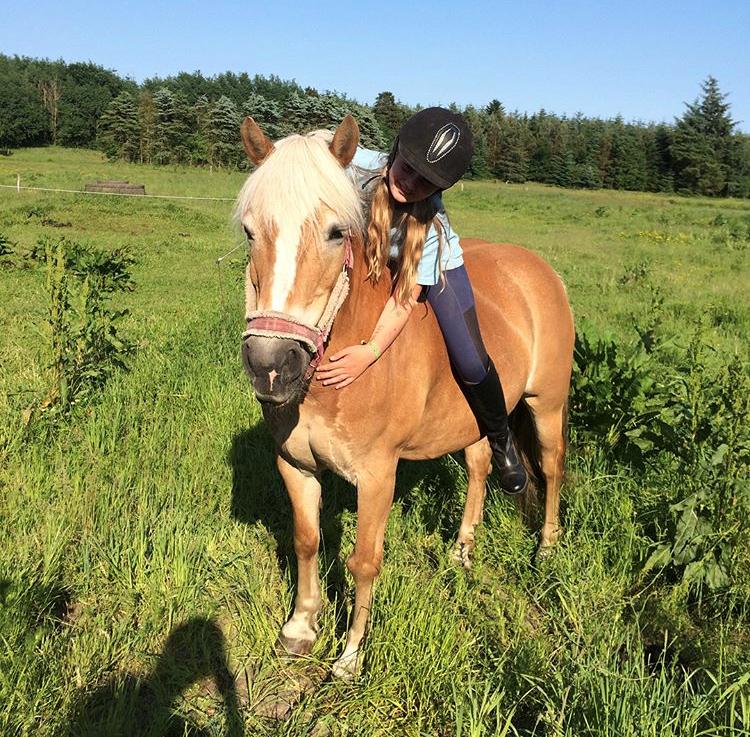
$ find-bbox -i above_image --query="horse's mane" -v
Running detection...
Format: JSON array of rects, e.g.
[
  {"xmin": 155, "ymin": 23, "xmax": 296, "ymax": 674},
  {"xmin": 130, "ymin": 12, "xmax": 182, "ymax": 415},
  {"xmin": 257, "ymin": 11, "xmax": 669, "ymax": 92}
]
[{"xmin": 233, "ymin": 130, "xmax": 364, "ymax": 236}]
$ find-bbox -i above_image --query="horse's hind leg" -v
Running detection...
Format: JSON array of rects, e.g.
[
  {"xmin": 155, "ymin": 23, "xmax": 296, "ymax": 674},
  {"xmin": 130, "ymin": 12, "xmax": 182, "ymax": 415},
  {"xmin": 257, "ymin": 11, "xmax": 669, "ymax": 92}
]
[
  {"xmin": 454, "ymin": 439, "xmax": 492, "ymax": 569},
  {"xmin": 526, "ymin": 400, "xmax": 567, "ymax": 555},
  {"xmin": 276, "ymin": 455, "xmax": 323, "ymax": 655}
]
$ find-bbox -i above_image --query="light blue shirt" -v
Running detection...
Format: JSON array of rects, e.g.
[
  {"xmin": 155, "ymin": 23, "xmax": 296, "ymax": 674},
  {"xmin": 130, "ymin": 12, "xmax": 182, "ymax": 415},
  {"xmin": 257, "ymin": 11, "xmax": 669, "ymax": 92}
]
[{"xmin": 350, "ymin": 147, "xmax": 463, "ymax": 285}]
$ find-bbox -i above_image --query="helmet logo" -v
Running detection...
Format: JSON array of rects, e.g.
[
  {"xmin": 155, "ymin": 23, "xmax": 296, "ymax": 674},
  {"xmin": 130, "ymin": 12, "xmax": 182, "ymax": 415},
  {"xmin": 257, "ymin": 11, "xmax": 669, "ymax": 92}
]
[{"xmin": 426, "ymin": 123, "xmax": 461, "ymax": 163}]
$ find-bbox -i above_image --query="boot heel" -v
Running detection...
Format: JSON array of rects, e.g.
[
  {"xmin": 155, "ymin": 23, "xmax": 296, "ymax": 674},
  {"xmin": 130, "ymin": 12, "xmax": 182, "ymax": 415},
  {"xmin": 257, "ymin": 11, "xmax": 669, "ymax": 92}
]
[{"xmin": 492, "ymin": 433, "xmax": 528, "ymax": 496}]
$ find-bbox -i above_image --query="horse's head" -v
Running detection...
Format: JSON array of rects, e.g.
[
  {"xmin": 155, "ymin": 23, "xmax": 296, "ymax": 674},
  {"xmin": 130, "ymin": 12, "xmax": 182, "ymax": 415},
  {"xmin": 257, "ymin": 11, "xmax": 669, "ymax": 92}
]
[{"xmin": 235, "ymin": 115, "xmax": 363, "ymax": 406}]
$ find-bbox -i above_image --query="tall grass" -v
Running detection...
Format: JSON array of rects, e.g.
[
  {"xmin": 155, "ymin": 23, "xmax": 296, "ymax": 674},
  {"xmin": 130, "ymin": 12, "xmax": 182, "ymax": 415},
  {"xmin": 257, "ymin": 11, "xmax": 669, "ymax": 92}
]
[{"xmin": 0, "ymin": 148, "xmax": 748, "ymax": 735}]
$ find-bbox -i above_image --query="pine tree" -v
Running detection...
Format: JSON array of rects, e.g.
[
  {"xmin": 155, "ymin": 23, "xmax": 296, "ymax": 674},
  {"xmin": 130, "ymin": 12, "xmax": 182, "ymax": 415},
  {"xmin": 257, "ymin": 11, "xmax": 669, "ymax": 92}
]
[
  {"xmin": 206, "ymin": 95, "xmax": 241, "ymax": 168},
  {"xmin": 137, "ymin": 90, "xmax": 156, "ymax": 164},
  {"xmin": 735, "ymin": 135, "xmax": 750, "ymax": 198},
  {"xmin": 526, "ymin": 110, "xmax": 552, "ymax": 183},
  {"xmin": 462, "ymin": 106, "xmax": 490, "ymax": 179},
  {"xmin": 313, "ymin": 94, "xmax": 348, "ymax": 130},
  {"xmin": 485, "ymin": 99, "xmax": 504, "ymax": 117},
  {"xmin": 608, "ymin": 118, "xmax": 647, "ymax": 191},
  {"xmin": 484, "ymin": 113, "xmax": 504, "ymax": 179},
  {"xmin": 550, "ymin": 150, "xmax": 573, "ymax": 188},
  {"xmin": 191, "ymin": 95, "xmax": 211, "ymax": 165},
  {"xmin": 242, "ymin": 92, "xmax": 283, "ymax": 138},
  {"xmin": 671, "ymin": 76, "xmax": 740, "ymax": 196},
  {"xmin": 372, "ymin": 91, "xmax": 409, "ymax": 146},
  {"xmin": 569, "ymin": 116, "xmax": 603, "ymax": 188},
  {"xmin": 97, "ymin": 91, "xmax": 140, "ymax": 161},
  {"xmin": 282, "ymin": 92, "xmax": 314, "ymax": 134},
  {"xmin": 151, "ymin": 88, "xmax": 177, "ymax": 164},
  {"xmin": 571, "ymin": 161, "xmax": 600, "ymax": 189},
  {"xmin": 643, "ymin": 124, "xmax": 673, "ymax": 192},
  {"xmin": 344, "ymin": 103, "xmax": 387, "ymax": 150},
  {"xmin": 494, "ymin": 116, "xmax": 529, "ymax": 183},
  {"xmin": 170, "ymin": 92, "xmax": 193, "ymax": 164},
  {"xmin": 150, "ymin": 88, "xmax": 193, "ymax": 164}
]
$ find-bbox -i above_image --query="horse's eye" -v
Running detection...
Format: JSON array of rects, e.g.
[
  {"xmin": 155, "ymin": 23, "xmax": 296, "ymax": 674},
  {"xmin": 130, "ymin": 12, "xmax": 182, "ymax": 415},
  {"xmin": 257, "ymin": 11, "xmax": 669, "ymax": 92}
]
[
  {"xmin": 243, "ymin": 227, "xmax": 254, "ymax": 241},
  {"xmin": 327, "ymin": 226, "xmax": 345, "ymax": 242}
]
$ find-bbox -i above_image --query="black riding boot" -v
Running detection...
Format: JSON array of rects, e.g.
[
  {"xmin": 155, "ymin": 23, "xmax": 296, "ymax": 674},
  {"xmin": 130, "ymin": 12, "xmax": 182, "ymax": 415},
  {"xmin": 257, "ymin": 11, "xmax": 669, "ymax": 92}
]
[{"xmin": 463, "ymin": 359, "xmax": 528, "ymax": 495}]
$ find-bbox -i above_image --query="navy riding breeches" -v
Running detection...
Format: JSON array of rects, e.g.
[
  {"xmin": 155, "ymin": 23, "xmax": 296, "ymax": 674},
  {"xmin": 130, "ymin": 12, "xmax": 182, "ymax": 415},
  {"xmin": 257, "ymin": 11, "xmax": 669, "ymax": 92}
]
[{"xmin": 423, "ymin": 265, "xmax": 489, "ymax": 385}]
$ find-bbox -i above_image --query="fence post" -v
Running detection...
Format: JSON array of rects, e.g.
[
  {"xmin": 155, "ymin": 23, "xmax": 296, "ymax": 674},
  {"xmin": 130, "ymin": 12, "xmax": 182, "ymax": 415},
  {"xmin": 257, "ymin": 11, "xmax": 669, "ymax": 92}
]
[{"xmin": 17, "ymin": 174, "xmax": 20, "ymax": 193}]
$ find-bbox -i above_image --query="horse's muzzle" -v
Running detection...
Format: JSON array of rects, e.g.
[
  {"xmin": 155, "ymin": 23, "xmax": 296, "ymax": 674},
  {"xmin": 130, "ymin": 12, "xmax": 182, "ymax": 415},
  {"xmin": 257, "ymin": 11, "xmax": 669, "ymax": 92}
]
[{"xmin": 242, "ymin": 335, "xmax": 311, "ymax": 405}]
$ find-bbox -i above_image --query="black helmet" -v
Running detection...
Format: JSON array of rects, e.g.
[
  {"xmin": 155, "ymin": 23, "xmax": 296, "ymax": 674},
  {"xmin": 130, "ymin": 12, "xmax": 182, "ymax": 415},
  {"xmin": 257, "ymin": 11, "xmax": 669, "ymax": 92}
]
[{"xmin": 396, "ymin": 107, "xmax": 474, "ymax": 190}]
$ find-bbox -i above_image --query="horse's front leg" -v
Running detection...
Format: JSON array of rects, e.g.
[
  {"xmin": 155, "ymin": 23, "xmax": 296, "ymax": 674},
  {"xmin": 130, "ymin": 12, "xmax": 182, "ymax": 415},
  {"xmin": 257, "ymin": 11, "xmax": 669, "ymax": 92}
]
[
  {"xmin": 332, "ymin": 460, "xmax": 397, "ymax": 681},
  {"xmin": 276, "ymin": 454, "xmax": 323, "ymax": 656}
]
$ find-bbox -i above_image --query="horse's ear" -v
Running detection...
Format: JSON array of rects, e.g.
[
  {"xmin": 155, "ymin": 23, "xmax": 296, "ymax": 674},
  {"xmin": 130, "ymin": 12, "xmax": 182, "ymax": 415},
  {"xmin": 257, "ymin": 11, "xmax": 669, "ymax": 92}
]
[
  {"xmin": 330, "ymin": 115, "xmax": 359, "ymax": 167},
  {"xmin": 241, "ymin": 117, "xmax": 274, "ymax": 165}
]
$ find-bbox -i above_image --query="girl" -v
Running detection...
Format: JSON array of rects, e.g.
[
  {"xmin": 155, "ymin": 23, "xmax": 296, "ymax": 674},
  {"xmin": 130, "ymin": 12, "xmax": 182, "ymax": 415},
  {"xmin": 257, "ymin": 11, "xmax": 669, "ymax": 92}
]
[{"xmin": 316, "ymin": 107, "xmax": 527, "ymax": 495}]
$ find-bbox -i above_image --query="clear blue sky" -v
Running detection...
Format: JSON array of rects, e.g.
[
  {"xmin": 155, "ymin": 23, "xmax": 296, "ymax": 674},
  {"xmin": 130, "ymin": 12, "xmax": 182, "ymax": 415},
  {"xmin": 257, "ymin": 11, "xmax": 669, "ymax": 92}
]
[{"xmin": 3, "ymin": 0, "xmax": 749, "ymax": 131}]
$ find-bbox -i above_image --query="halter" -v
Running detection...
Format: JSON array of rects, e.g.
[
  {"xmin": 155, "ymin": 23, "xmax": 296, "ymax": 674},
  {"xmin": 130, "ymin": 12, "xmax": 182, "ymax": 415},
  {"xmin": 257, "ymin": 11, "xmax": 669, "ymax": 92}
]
[{"xmin": 242, "ymin": 235, "xmax": 354, "ymax": 380}]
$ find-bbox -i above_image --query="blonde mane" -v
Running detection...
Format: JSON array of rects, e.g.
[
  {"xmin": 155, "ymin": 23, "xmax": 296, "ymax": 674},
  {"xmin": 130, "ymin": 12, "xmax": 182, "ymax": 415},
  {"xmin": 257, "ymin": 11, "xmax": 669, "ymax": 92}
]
[{"xmin": 234, "ymin": 130, "xmax": 364, "ymax": 233}]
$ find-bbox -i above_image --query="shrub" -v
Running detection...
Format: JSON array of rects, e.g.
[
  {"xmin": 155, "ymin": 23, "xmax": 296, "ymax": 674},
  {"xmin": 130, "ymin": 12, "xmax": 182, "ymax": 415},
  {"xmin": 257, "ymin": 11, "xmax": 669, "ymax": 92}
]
[
  {"xmin": 43, "ymin": 238, "xmax": 136, "ymax": 413},
  {"xmin": 643, "ymin": 351, "xmax": 750, "ymax": 597},
  {"xmin": 571, "ymin": 321, "xmax": 750, "ymax": 597},
  {"xmin": 570, "ymin": 328, "xmax": 655, "ymax": 465},
  {"xmin": 0, "ymin": 233, "xmax": 13, "ymax": 258}
]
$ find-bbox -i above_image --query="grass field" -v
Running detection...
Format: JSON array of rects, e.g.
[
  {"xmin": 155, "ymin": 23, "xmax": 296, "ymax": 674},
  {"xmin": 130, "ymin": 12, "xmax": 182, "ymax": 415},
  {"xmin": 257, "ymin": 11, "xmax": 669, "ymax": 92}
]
[{"xmin": 1, "ymin": 147, "xmax": 749, "ymax": 736}]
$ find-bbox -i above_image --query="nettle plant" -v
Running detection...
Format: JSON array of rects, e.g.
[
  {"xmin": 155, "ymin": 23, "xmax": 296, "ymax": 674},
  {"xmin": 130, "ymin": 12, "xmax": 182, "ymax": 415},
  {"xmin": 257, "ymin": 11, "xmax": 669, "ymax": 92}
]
[
  {"xmin": 0, "ymin": 233, "xmax": 14, "ymax": 258},
  {"xmin": 572, "ymin": 321, "xmax": 750, "ymax": 597},
  {"xmin": 642, "ymin": 344, "xmax": 750, "ymax": 597},
  {"xmin": 43, "ymin": 237, "xmax": 136, "ymax": 413}
]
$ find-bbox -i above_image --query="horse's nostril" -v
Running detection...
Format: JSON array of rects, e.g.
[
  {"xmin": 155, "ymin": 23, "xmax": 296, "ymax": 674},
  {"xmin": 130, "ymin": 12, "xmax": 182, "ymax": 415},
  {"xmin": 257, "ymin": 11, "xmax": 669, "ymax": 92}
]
[
  {"xmin": 242, "ymin": 337, "xmax": 310, "ymax": 396},
  {"xmin": 284, "ymin": 345, "xmax": 306, "ymax": 378},
  {"xmin": 241, "ymin": 342, "xmax": 253, "ymax": 372}
]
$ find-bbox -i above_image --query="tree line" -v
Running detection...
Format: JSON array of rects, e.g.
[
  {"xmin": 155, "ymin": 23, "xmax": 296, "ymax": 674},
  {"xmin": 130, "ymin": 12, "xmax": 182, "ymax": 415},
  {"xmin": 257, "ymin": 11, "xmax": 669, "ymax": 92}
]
[{"xmin": 2, "ymin": 54, "xmax": 749, "ymax": 198}]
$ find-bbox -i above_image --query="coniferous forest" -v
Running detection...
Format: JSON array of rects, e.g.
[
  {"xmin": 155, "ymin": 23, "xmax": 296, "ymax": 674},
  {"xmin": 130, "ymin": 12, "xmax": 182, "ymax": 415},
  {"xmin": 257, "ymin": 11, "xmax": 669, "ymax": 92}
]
[{"xmin": 2, "ymin": 53, "xmax": 749, "ymax": 198}]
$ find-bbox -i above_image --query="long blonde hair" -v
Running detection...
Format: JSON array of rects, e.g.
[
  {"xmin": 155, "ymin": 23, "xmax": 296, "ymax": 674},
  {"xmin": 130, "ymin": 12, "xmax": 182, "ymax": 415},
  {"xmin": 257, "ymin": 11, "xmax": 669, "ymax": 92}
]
[{"xmin": 364, "ymin": 146, "xmax": 444, "ymax": 304}]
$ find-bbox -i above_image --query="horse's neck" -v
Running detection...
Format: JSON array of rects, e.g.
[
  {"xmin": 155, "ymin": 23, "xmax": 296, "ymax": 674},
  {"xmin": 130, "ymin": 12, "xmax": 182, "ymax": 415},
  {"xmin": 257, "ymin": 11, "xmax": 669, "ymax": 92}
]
[{"xmin": 327, "ymin": 235, "xmax": 391, "ymax": 351}]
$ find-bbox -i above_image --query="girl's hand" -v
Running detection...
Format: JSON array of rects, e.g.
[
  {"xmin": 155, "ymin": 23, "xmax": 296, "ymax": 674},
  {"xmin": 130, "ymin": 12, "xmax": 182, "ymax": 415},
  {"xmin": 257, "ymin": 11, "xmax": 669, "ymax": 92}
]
[{"xmin": 316, "ymin": 344, "xmax": 377, "ymax": 389}]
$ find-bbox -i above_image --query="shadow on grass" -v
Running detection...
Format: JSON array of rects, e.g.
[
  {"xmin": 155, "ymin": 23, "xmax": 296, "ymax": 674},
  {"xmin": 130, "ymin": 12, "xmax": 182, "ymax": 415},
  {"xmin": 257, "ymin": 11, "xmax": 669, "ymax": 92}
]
[{"xmin": 64, "ymin": 618, "xmax": 243, "ymax": 737}]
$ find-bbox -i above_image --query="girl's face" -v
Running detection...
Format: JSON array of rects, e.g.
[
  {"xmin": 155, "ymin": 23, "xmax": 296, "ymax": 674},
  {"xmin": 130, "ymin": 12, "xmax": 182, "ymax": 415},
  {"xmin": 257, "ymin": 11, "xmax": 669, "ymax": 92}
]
[{"xmin": 387, "ymin": 153, "xmax": 439, "ymax": 203}]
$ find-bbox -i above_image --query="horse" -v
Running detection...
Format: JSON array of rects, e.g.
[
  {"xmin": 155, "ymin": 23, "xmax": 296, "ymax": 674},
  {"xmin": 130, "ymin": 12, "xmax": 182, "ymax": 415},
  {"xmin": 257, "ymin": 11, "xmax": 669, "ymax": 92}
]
[{"xmin": 236, "ymin": 115, "xmax": 575, "ymax": 680}]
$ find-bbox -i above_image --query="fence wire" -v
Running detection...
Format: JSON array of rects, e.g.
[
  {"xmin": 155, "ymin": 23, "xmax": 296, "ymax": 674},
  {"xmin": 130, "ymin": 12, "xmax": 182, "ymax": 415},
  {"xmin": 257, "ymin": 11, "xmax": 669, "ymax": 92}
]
[{"xmin": 0, "ymin": 182, "xmax": 235, "ymax": 202}]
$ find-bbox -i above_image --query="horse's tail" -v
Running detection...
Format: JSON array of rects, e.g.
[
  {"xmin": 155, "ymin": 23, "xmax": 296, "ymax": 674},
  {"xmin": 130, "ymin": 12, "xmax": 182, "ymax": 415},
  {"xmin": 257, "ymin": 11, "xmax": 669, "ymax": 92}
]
[{"xmin": 509, "ymin": 398, "xmax": 545, "ymax": 520}]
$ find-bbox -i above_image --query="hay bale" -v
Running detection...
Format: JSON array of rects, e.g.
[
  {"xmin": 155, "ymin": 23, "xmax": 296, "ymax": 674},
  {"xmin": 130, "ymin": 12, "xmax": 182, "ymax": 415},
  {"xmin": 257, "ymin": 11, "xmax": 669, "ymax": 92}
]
[{"xmin": 84, "ymin": 180, "xmax": 146, "ymax": 195}]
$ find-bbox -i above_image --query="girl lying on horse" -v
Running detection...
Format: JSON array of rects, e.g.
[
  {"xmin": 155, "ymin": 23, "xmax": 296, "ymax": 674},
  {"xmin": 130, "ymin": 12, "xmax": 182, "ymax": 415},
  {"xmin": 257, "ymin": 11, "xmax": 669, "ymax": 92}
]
[{"xmin": 316, "ymin": 107, "xmax": 528, "ymax": 495}]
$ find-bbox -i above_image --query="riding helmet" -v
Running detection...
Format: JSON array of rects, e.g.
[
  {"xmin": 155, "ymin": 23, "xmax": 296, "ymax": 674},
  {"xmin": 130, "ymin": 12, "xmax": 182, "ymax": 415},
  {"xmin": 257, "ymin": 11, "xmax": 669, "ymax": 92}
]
[{"xmin": 396, "ymin": 107, "xmax": 474, "ymax": 190}]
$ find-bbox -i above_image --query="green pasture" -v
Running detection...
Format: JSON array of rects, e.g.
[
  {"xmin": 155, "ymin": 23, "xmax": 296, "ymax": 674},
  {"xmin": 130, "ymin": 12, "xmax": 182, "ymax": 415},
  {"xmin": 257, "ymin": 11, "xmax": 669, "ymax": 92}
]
[{"xmin": 1, "ymin": 148, "xmax": 749, "ymax": 736}]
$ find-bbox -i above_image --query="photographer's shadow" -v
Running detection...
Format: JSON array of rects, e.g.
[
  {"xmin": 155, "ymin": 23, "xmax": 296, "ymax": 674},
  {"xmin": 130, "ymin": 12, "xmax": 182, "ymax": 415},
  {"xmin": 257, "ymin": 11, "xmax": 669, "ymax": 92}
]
[{"xmin": 64, "ymin": 618, "xmax": 243, "ymax": 737}]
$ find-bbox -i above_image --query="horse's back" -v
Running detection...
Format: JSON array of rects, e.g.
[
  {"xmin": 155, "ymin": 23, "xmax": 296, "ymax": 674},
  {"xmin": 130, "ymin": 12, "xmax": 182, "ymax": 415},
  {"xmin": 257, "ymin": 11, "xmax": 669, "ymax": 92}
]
[
  {"xmin": 461, "ymin": 239, "xmax": 568, "ymax": 304},
  {"xmin": 461, "ymin": 239, "xmax": 574, "ymax": 403}
]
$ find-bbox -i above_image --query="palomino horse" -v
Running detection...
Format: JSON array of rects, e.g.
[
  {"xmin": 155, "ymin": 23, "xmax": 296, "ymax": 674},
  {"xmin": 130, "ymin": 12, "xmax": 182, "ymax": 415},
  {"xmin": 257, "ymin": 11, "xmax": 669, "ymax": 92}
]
[{"xmin": 236, "ymin": 115, "xmax": 574, "ymax": 680}]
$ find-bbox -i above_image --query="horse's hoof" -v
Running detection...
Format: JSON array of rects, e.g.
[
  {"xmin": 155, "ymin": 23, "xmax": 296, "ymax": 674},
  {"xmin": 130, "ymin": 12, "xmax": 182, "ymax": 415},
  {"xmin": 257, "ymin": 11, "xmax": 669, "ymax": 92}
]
[
  {"xmin": 277, "ymin": 633, "xmax": 315, "ymax": 657},
  {"xmin": 331, "ymin": 650, "xmax": 359, "ymax": 682},
  {"xmin": 535, "ymin": 544, "xmax": 556, "ymax": 564},
  {"xmin": 451, "ymin": 541, "xmax": 473, "ymax": 570}
]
